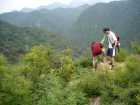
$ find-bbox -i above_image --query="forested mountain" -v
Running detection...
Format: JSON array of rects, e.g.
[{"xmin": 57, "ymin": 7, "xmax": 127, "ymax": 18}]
[
  {"xmin": 0, "ymin": 5, "xmax": 89, "ymax": 36},
  {"xmin": 0, "ymin": 20, "xmax": 70, "ymax": 61},
  {"xmin": 0, "ymin": 0, "xmax": 139, "ymax": 48},
  {"xmin": 73, "ymin": 0, "xmax": 140, "ymax": 47}
]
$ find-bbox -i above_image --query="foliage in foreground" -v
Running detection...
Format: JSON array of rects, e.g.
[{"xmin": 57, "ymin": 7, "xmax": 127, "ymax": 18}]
[{"xmin": 0, "ymin": 45, "xmax": 140, "ymax": 105}]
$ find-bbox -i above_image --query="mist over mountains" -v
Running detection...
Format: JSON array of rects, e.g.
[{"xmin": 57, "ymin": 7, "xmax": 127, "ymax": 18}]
[
  {"xmin": 17, "ymin": 0, "xmax": 118, "ymax": 13},
  {"xmin": 20, "ymin": 1, "xmax": 90, "ymax": 12},
  {"xmin": 0, "ymin": 0, "xmax": 140, "ymax": 49},
  {"xmin": 0, "ymin": 4, "xmax": 89, "ymax": 36}
]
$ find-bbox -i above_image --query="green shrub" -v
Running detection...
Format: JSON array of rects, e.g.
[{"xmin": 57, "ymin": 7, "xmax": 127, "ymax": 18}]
[
  {"xmin": 125, "ymin": 55, "xmax": 140, "ymax": 82},
  {"xmin": 78, "ymin": 71, "xmax": 104, "ymax": 97},
  {"xmin": 115, "ymin": 49, "xmax": 128, "ymax": 62},
  {"xmin": 0, "ymin": 65, "xmax": 32, "ymax": 105},
  {"xmin": 136, "ymin": 95, "xmax": 140, "ymax": 105},
  {"xmin": 37, "ymin": 74, "xmax": 88, "ymax": 105},
  {"xmin": 57, "ymin": 49, "xmax": 75, "ymax": 82},
  {"xmin": 131, "ymin": 42, "xmax": 140, "ymax": 54}
]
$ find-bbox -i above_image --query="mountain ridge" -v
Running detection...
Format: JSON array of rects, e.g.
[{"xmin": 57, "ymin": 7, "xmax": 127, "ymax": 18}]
[{"xmin": 0, "ymin": 0, "xmax": 139, "ymax": 48}]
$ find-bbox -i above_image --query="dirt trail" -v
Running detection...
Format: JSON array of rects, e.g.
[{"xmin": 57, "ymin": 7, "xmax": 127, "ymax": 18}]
[{"xmin": 89, "ymin": 97, "xmax": 100, "ymax": 105}]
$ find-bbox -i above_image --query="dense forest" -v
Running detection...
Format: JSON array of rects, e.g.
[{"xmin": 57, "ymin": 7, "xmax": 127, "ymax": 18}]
[
  {"xmin": 0, "ymin": 0, "xmax": 140, "ymax": 105},
  {"xmin": 0, "ymin": 20, "xmax": 75, "ymax": 62}
]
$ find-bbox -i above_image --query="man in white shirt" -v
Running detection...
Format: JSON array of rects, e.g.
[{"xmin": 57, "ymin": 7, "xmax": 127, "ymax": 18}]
[{"xmin": 103, "ymin": 28, "xmax": 117, "ymax": 69}]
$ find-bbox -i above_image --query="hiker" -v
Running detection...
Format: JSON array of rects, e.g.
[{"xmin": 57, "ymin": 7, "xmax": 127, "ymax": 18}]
[
  {"xmin": 102, "ymin": 28, "xmax": 118, "ymax": 69},
  {"xmin": 90, "ymin": 41, "xmax": 105, "ymax": 69},
  {"xmin": 115, "ymin": 33, "xmax": 121, "ymax": 53}
]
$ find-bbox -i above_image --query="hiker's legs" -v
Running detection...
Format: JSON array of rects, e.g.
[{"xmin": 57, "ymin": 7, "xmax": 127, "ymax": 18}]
[
  {"xmin": 111, "ymin": 56, "xmax": 115, "ymax": 67},
  {"xmin": 102, "ymin": 47, "xmax": 106, "ymax": 63},
  {"xmin": 112, "ymin": 48, "xmax": 116, "ymax": 66},
  {"xmin": 93, "ymin": 57, "xmax": 98, "ymax": 69},
  {"xmin": 107, "ymin": 48, "xmax": 116, "ymax": 69},
  {"xmin": 102, "ymin": 47, "xmax": 106, "ymax": 56},
  {"xmin": 117, "ymin": 46, "xmax": 120, "ymax": 53},
  {"xmin": 117, "ymin": 43, "xmax": 120, "ymax": 53}
]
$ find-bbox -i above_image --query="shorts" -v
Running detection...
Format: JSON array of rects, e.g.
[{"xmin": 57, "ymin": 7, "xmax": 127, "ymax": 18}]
[{"xmin": 107, "ymin": 48, "xmax": 116, "ymax": 57}]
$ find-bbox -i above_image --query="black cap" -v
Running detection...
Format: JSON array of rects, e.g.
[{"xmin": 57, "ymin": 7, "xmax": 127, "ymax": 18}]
[{"xmin": 103, "ymin": 28, "xmax": 110, "ymax": 33}]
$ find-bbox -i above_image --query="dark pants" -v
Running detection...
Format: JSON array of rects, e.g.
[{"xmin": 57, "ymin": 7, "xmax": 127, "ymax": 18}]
[{"xmin": 107, "ymin": 48, "xmax": 116, "ymax": 57}]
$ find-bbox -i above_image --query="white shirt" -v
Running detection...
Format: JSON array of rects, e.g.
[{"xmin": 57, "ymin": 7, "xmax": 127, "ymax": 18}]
[{"xmin": 107, "ymin": 31, "xmax": 117, "ymax": 48}]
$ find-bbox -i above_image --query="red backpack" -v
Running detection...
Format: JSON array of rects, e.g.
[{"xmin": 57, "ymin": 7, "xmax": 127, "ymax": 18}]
[{"xmin": 90, "ymin": 42, "xmax": 103, "ymax": 57}]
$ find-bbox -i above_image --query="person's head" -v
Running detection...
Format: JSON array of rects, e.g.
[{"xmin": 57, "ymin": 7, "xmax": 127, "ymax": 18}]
[{"xmin": 103, "ymin": 28, "xmax": 110, "ymax": 34}]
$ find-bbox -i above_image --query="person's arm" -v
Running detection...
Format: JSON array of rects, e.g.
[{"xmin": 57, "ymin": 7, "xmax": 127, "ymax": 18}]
[{"xmin": 101, "ymin": 36, "xmax": 106, "ymax": 44}]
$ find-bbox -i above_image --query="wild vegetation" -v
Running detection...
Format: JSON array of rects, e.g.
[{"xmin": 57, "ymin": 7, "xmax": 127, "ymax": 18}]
[
  {"xmin": 0, "ymin": 20, "xmax": 74, "ymax": 62},
  {"xmin": 0, "ymin": 0, "xmax": 139, "ymax": 105},
  {"xmin": 0, "ymin": 42, "xmax": 140, "ymax": 105}
]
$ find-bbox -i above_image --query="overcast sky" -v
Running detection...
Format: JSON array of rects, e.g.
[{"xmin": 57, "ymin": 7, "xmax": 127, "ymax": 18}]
[{"xmin": 0, "ymin": 0, "xmax": 120, "ymax": 13}]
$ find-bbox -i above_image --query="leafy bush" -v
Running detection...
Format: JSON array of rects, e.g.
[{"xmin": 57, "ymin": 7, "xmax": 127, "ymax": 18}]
[
  {"xmin": 78, "ymin": 71, "xmax": 104, "ymax": 97},
  {"xmin": 57, "ymin": 49, "xmax": 75, "ymax": 82},
  {"xmin": 36, "ymin": 74, "xmax": 88, "ymax": 105},
  {"xmin": 131, "ymin": 42, "xmax": 140, "ymax": 54},
  {"xmin": 115, "ymin": 49, "xmax": 128, "ymax": 62},
  {"xmin": 0, "ymin": 57, "xmax": 32, "ymax": 105},
  {"xmin": 137, "ymin": 95, "xmax": 140, "ymax": 105},
  {"xmin": 76, "ymin": 57, "xmax": 93, "ymax": 68}
]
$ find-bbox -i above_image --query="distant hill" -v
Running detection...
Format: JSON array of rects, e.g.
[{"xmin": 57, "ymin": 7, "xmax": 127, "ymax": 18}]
[
  {"xmin": 21, "ymin": 8, "xmax": 35, "ymax": 13},
  {"xmin": 38, "ymin": 3, "xmax": 68, "ymax": 10},
  {"xmin": 0, "ymin": 0, "xmax": 140, "ymax": 49},
  {"xmin": 0, "ymin": 5, "xmax": 89, "ymax": 36},
  {"xmin": 0, "ymin": 20, "xmax": 70, "ymax": 61},
  {"xmin": 73, "ymin": 0, "xmax": 140, "ymax": 47}
]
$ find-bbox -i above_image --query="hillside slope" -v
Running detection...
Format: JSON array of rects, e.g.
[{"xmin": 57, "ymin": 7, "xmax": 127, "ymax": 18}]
[
  {"xmin": 0, "ymin": 5, "xmax": 89, "ymax": 36},
  {"xmin": 73, "ymin": 0, "xmax": 140, "ymax": 47},
  {"xmin": 0, "ymin": 20, "xmax": 70, "ymax": 61}
]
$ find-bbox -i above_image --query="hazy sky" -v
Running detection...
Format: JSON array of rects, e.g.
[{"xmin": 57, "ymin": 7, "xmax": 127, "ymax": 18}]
[{"xmin": 0, "ymin": 0, "xmax": 119, "ymax": 13}]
